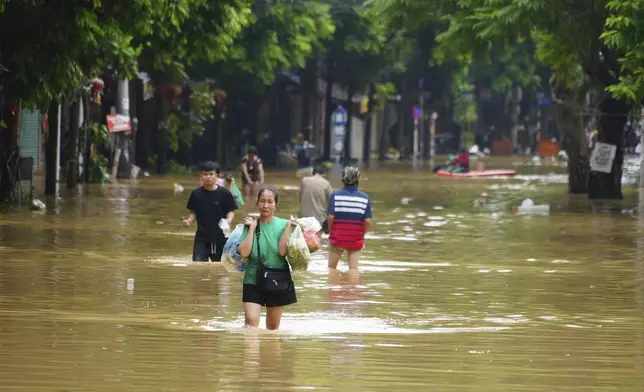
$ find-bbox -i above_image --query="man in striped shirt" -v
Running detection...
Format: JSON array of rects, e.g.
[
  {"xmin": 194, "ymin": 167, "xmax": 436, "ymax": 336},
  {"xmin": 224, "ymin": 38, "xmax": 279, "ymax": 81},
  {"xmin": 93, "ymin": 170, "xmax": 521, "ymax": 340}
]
[{"xmin": 327, "ymin": 166, "xmax": 372, "ymax": 271}]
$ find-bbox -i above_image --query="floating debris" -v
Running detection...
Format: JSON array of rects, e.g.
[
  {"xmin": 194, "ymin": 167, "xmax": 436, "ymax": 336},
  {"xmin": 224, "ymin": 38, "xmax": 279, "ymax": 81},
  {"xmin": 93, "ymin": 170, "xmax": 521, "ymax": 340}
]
[{"xmin": 31, "ymin": 199, "xmax": 46, "ymax": 212}]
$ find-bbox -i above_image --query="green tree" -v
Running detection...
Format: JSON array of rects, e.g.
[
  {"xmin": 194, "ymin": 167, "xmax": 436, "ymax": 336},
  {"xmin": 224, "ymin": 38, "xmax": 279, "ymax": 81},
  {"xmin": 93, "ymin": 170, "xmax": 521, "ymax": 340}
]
[
  {"xmin": 378, "ymin": 0, "xmax": 632, "ymax": 199},
  {"xmin": 321, "ymin": 3, "xmax": 407, "ymax": 161},
  {"xmin": 190, "ymin": 0, "xmax": 335, "ymax": 166},
  {"xmin": 0, "ymin": 0, "xmax": 253, "ymax": 198},
  {"xmin": 601, "ymin": 0, "xmax": 644, "ymax": 103}
]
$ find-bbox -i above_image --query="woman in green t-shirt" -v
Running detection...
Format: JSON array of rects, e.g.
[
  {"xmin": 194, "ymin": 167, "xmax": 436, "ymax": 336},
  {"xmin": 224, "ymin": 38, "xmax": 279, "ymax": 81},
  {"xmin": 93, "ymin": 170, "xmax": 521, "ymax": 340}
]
[{"xmin": 237, "ymin": 187, "xmax": 298, "ymax": 330}]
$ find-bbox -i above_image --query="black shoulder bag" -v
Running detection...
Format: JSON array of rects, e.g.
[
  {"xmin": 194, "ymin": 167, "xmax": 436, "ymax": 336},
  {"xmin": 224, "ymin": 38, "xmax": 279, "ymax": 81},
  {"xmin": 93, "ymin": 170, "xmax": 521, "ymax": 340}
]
[{"xmin": 255, "ymin": 223, "xmax": 293, "ymax": 294}]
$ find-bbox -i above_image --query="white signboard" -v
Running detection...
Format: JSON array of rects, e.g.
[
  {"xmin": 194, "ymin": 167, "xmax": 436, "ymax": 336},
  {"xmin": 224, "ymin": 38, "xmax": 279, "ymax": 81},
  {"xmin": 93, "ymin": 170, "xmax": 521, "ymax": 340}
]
[{"xmin": 590, "ymin": 142, "xmax": 617, "ymax": 173}]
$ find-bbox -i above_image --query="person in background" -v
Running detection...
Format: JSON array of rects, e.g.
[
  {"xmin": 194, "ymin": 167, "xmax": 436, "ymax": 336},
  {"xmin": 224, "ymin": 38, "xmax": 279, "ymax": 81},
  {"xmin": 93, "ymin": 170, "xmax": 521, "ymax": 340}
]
[
  {"xmin": 241, "ymin": 146, "xmax": 264, "ymax": 197},
  {"xmin": 449, "ymin": 148, "xmax": 470, "ymax": 172},
  {"xmin": 237, "ymin": 187, "xmax": 298, "ymax": 330},
  {"xmin": 223, "ymin": 173, "xmax": 244, "ymax": 209},
  {"xmin": 216, "ymin": 173, "xmax": 226, "ymax": 187},
  {"xmin": 183, "ymin": 161, "xmax": 238, "ymax": 262},
  {"xmin": 294, "ymin": 132, "xmax": 314, "ymax": 178},
  {"xmin": 299, "ymin": 166, "xmax": 333, "ymax": 235},
  {"xmin": 327, "ymin": 166, "xmax": 372, "ymax": 273}
]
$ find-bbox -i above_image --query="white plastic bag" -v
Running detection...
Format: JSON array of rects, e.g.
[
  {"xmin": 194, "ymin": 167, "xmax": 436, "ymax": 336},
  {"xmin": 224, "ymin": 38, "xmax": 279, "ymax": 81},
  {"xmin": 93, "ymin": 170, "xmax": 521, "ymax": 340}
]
[
  {"xmin": 287, "ymin": 225, "xmax": 312, "ymax": 270},
  {"xmin": 221, "ymin": 224, "xmax": 248, "ymax": 272},
  {"xmin": 297, "ymin": 217, "xmax": 322, "ymax": 233},
  {"xmin": 219, "ymin": 218, "xmax": 231, "ymax": 238}
]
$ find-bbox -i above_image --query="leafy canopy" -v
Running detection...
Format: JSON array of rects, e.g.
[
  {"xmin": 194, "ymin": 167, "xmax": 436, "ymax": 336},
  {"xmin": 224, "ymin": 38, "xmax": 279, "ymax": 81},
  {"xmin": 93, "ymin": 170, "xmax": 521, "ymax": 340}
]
[{"xmin": 0, "ymin": 0, "xmax": 252, "ymax": 106}]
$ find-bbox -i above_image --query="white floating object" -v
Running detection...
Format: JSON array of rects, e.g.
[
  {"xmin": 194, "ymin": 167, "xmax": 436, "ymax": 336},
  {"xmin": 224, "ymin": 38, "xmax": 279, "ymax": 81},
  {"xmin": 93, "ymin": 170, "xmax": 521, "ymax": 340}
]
[
  {"xmin": 31, "ymin": 199, "xmax": 46, "ymax": 211},
  {"xmin": 174, "ymin": 183, "xmax": 185, "ymax": 193},
  {"xmin": 126, "ymin": 278, "xmax": 135, "ymax": 291}
]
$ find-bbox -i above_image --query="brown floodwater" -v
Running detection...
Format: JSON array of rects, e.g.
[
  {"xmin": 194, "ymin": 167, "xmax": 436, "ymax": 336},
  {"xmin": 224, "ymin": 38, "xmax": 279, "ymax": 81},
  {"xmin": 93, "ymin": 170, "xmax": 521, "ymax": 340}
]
[{"xmin": 0, "ymin": 157, "xmax": 643, "ymax": 391}]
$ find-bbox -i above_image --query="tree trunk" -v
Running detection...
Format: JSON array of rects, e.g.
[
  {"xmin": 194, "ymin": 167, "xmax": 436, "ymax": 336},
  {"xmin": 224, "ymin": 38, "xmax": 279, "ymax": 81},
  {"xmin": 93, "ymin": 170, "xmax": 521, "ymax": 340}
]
[
  {"xmin": 45, "ymin": 103, "xmax": 60, "ymax": 195},
  {"xmin": 323, "ymin": 63, "xmax": 335, "ymax": 161},
  {"xmin": 344, "ymin": 90, "xmax": 354, "ymax": 164},
  {"xmin": 587, "ymin": 96, "xmax": 630, "ymax": 199},
  {"xmin": 363, "ymin": 83, "xmax": 376, "ymax": 167},
  {"xmin": 552, "ymin": 81, "xmax": 590, "ymax": 194},
  {"xmin": 156, "ymin": 93, "xmax": 169, "ymax": 174},
  {"xmin": 84, "ymin": 98, "xmax": 99, "ymax": 183},
  {"xmin": 135, "ymin": 97, "xmax": 154, "ymax": 169},
  {"xmin": 0, "ymin": 100, "xmax": 19, "ymax": 203},
  {"xmin": 379, "ymin": 103, "xmax": 391, "ymax": 161},
  {"xmin": 300, "ymin": 58, "xmax": 317, "ymax": 136},
  {"xmin": 66, "ymin": 97, "xmax": 81, "ymax": 189}
]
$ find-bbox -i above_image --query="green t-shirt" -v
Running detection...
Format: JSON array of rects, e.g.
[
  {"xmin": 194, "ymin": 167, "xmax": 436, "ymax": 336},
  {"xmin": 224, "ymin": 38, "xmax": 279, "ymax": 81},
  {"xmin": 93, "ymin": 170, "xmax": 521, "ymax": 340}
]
[{"xmin": 239, "ymin": 217, "xmax": 289, "ymax": 285}]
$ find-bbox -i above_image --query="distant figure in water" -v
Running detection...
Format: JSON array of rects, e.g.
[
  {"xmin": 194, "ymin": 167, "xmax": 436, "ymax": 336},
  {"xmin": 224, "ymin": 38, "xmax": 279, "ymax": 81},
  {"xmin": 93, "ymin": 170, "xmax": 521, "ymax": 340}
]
[
  {"xmin": 299, "ymin": 166, "xmax": 333, "ymax": 236},
  {"xmin": 240, "ymin": 146, "xmax": 264, "ymax": 198},
  {"xmin": 449, "ymin": 148, "xmax": 470, "ymax": 172},
  {"xmin": 184, "ymin": 161, "xmax": 238, "ymax": 262},
  {"xmin": 327, "ymin": 166, "xmax": 372, "ymax": 274}
]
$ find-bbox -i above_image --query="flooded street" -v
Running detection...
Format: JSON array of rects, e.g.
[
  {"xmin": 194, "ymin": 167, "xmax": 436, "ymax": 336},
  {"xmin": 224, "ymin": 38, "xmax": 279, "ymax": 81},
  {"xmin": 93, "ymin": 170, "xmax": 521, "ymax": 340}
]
[{"xmin": 1, "ymin": 158, "xmax": 643, "ymax": 391}]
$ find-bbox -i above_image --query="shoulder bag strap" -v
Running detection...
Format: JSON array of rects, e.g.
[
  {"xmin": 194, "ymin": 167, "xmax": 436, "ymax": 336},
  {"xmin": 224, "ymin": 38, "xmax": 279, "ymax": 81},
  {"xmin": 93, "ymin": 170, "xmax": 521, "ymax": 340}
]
[{"xmin": 255, "ymin": 222, "xmax": 262, "ymax": 265}]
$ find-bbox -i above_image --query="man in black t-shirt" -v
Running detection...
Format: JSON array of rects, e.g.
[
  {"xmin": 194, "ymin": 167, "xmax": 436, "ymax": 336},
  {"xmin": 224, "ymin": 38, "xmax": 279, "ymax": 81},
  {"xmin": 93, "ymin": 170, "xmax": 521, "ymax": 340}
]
[{"xmin": 183, "ymin": 161, "xmax": 238, "ymax": 262}]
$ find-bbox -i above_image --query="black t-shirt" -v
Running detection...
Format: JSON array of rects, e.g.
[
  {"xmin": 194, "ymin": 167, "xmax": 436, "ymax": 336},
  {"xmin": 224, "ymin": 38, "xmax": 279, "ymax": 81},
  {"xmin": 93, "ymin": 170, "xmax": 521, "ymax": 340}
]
[{"xmin": 186, "ymin": 186, "xmax": 238, "ymax": 242}]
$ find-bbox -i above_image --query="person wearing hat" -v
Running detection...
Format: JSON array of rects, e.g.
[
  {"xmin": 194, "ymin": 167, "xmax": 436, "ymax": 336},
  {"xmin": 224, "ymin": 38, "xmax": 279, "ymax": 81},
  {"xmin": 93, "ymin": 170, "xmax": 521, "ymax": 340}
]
[{"xmin": 327, "ymin": 166, "xmax": 372, "ymax": 271}]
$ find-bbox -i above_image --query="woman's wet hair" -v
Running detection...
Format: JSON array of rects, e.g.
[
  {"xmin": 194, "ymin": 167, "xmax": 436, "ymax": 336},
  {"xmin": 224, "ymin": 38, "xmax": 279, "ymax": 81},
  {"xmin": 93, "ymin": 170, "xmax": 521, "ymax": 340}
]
[
  {"xmin": 256, "ymin": 186, "xmax": 279, "ymax": 205},
  {"xmin": 248, "ymin": 146, "xmax": 258, "ymax": 155},
  {"xmin": 223, "ymin": 173, "xmax": 234, "ymax": 182}
]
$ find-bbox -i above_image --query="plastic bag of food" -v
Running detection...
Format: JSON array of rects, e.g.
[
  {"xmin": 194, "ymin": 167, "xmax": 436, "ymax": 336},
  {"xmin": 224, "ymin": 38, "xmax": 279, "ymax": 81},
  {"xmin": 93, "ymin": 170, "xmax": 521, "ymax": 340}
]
[
  {"xmin": 297, "ymin": 217, "xmax": 323, "ymax": 234},
  {"xmin": 302, "ymin": 229, "xmax": 321, "ymax": 253},
  {"xmin": 221, "ymin": 224, "xmax": 248, "ymax": 272},
  {"xmin": 287, "ymin": 225, "xmax": 312, "ymax": 270}
]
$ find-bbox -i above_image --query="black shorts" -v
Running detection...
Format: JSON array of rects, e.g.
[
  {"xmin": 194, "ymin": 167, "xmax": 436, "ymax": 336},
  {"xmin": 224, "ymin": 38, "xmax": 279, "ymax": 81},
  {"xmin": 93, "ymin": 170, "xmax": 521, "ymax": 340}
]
[
  {"xmin": 242, "ymin": 284, "xmax": 297, "ymax": 308},
  {"xmin": 193, "ymin": 240, "xmax": 224, "ymax": 262}
]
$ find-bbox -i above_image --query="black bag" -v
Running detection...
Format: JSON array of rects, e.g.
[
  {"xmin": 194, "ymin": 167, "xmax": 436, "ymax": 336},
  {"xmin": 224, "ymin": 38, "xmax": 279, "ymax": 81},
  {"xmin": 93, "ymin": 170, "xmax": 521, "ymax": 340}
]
[{"xmin": 255, "ymin": 223, "xmax": 293, "ymax": 294}]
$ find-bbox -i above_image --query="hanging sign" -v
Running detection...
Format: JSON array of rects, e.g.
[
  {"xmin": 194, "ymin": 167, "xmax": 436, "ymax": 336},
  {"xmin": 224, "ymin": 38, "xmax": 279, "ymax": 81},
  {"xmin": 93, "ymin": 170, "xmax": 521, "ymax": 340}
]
[
  {"xmin": 106, "ymin": 114, "xmax": 132, "ymax": 133},
  {"xmin": 590, "ymin": 142, "xmax": 617, "ymax": 173}
]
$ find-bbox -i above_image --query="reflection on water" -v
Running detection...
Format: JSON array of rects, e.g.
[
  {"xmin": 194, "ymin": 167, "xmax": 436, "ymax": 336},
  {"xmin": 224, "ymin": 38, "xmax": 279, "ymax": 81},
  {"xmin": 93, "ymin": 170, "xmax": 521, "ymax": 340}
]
[{"xmin": 1, "ymin": 159, "xmax": 643, "ymax": 391}]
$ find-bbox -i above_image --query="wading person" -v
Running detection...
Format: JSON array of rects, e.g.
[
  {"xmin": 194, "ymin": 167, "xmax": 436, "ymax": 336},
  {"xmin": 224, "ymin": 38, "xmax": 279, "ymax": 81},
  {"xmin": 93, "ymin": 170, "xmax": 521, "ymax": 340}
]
[
  {"xmin": 327, "ymin": 166, "xmax": 372, "ymax": 273},
  {"xmin": 184, "ymin": 161, "xmax": 238, "ymax": 262},
  {"xmin": 241, "ymin": 146, "xmax": 264, "ymax": 197},
  {"xmin": 299, "ymin": 166, "xmax": 333, "ymax": 235},
  {"xmin": 237, "ymin": 187, "xmax": 298, "ymax": 330}
]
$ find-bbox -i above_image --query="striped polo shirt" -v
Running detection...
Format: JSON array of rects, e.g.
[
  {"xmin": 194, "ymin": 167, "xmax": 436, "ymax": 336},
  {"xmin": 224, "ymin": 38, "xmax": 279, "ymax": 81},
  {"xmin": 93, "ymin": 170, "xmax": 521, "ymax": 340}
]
[{"xmin": 328, "ymin": 186, "xmax": 372, "ymax": 250}]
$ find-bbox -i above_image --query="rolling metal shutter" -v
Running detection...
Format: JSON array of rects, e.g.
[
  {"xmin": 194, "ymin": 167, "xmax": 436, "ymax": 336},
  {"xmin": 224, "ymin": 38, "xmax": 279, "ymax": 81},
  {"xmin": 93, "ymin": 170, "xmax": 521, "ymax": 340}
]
[{"xmin": 19, "ymin": 109, "xmax": 41, "ymax": 167}]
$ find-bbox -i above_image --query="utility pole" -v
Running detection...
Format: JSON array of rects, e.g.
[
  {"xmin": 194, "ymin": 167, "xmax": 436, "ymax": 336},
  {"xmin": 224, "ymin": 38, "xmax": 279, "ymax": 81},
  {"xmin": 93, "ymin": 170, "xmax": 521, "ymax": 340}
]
[
  {"xmin": 430, "ymin": 112, "xmax": 438, "ymax": 159},
  {"xmin": 419, "ymin": 88, "xmax": 425, "ymax": 161}
]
